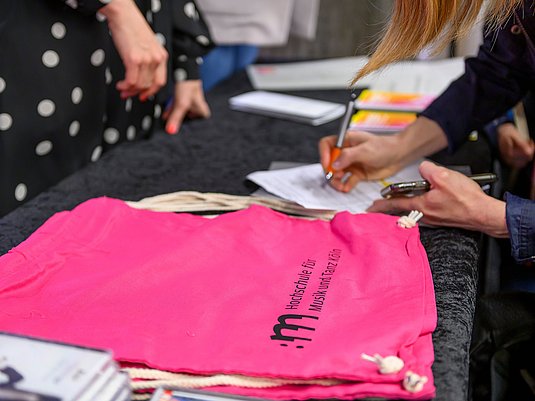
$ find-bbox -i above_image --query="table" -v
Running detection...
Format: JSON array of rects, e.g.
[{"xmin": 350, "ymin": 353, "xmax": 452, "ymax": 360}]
[{"xmin": 0, "ymin": 71, "xmax": 490, "ymax": 400}]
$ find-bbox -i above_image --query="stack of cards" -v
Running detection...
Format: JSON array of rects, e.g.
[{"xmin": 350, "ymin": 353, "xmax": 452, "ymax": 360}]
[
  {"xmin": 350, "ymin": 89, "xmax": 436, "ymax": 134},
  {"xmin": 0, "ymin": 332, "xmax": 130, "ymax": 401},
  {"xmin": 349, "ymin": 110, "xmax": 417, "ymax": 134}
]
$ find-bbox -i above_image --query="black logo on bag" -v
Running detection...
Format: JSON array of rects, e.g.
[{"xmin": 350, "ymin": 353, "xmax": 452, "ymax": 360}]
[{"xmin": 270, "ymin": 314, "xmax": 318, "ymax": 348}]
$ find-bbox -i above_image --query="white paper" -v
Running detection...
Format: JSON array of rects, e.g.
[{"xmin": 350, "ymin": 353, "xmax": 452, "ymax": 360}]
[
  {"xmin": 247, "ymin": 57, "xmax": 465, "ymax": 96},
  {"xmin": 229, "ymin": 91, "xmax": 346, "ymax": 125},
  {"xmin": 247, "ymin": 162, "xmax": 423, "ymax": 213},
  {"xmin": 247, "ymin": 57, "xmax": 368, "ymax": 91}
]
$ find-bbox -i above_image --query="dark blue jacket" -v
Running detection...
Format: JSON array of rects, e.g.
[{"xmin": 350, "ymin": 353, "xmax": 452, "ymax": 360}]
[{"xmin": 421, "ymin": 1, "xmax": 535, "ymax": 263}]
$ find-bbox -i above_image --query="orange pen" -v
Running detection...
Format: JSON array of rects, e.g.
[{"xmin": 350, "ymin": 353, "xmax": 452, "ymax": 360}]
[{"xmin": 325, "ymin": 90, "xmax": 357, "ymax": 181}]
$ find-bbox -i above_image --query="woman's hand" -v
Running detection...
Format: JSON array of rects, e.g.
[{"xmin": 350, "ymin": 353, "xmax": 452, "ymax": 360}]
[
  {"xmin": 497, "ymin": 122, "xmax": 535, "ymax": 169},
  {"xmin": 368, "ymin": 161, "xmax": 509, "ymax": 238},
  {"xmin": 163, "ymin": 80, "xmax": 211, "ymax": 134},
  {"xmin": 319, "ymin": 116, "xmax": 449, "ymax": 192},
  {"xmin": 319, "ymin": 130, "xmax": 404, "ymax": 192},
  {"xmin": 100, "ymin": 0, "xmax": 168, "ymax": 101}
]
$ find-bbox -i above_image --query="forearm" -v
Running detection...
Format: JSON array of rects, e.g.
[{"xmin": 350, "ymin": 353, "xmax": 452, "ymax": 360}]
[
  {"xmin": 471, "ymin": 196, "xmax": 508, "ymax": 238},
  {"xmin": 394, "ymin": 116, "xmax": 449, "ymax": 165}
]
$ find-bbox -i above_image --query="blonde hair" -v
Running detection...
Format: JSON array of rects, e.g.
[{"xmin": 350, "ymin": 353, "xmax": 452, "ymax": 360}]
[{"xmin": 353, "ymin": 0, "xmax": 522, "ymax": 84}]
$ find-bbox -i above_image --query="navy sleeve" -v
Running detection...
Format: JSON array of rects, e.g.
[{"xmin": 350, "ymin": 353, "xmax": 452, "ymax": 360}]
[
  {"xmin": 505, "ymin": 192, "xmax": 535, "ymax": 264},
  {"xmin": 421, "ymin": 12, "xmax": 534, "ymax": 152}
]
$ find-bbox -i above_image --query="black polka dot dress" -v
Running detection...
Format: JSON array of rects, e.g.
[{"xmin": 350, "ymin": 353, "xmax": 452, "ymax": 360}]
[{"xmin": 0, "ymin": 0, "xmax": 213, "ymax": 216}]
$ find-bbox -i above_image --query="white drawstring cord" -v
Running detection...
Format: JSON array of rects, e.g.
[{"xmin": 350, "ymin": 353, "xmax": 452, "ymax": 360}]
[
  {"xmin": 397, "ymin": 210, "xmax": 423, "ymax": 228},
  {"xmin": 360, "ymin": 353, "xmax": 404, "ymax": 374},
  {"xmin": 403, "ymin": 371, "xmax": 428, "ymax": 393}
]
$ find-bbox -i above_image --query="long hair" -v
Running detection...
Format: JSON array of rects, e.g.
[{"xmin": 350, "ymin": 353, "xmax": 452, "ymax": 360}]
[{"xmin": 353, "ymin": 0, "xmax": 523, "ymax": 84}]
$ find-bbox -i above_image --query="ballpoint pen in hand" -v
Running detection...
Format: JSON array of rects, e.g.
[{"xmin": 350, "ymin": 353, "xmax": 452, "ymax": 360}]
[{"xmin": 325, "ymin": 90, "xmax": 358, "ymax": 181}]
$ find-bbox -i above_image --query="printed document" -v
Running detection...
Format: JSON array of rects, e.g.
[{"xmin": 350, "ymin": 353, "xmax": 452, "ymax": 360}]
[{"xmin": 247, "ymin": 162, "xmax": 423, "ymax": 213}]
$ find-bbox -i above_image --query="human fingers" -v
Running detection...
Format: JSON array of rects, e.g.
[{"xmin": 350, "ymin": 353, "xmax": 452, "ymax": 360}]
[
  {"xmin": 135, "ymin": 62, "xmax": 154, "ymax": 100},
  {"xmin": 417, "ymin": 160, "xmax": 453, "ymax": 188},
  {"xmin": 510, "ymin": 135, "xmax": 535, "ymax": 158},
  {"xmin": 330, "ymin": 131, "xmax": 380, "ymax": 171},
  {"xmin": 191, "ymin": 97, "xmax": 211, "ymax": 118},
  {"xmin": 116, "ymin": 63, "xmax": 140, "ymax": 98},
  {"xmin": 318, "ymin": 135, "xmax": 338, "ymax": 170},
  {"xmin": 164, "ymin": 101, "xmax": 188, "ymax": 135},
  {"xmin": 367, "ymin": 195, "xmax": 421, "ymax": 213},
  {"xmin": 186, "ymin": 81, "xmax": 211, "ymax": 118},
  {"xmin": 339, "ymin": 167, "xmax": 371, "ymax": 192},
  {"xmin": 139, "ymin": 52, "xmax": 167, "ymax": 101}
]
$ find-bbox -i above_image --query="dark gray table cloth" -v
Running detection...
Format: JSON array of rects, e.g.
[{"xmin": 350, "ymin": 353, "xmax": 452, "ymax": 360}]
[{"xmin": 0, "ymin": 72, "xmax": 489, "ymax": 401}]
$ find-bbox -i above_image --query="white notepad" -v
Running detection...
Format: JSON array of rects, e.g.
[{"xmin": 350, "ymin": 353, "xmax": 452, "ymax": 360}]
[{"xmin": 229, "ymin": 91, "xmax": 346, "ymax": 126}]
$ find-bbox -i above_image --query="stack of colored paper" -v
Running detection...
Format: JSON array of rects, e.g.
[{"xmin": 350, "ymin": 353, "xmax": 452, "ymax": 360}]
[{"xmin": 350, "ymin": 90, "xmax": 435, "ymax": 134}]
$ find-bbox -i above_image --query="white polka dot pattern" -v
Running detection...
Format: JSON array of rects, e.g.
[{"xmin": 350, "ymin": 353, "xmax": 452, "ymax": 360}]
[
  {"xmin": 65, "ymin": 0, "xmax": 78, "ymax": 9},
  {"xmin": 35, "ymin": 140, "xmax": 53, "ymax": 156},
  {"xmin": 151, "ymin": 0, "xmax": 161, "ymax": 13},
  {"xmin": 0, "ymin": 77, "xmax": 5, "ymax": 94},
  {"xmin": 91, "ymin": 146, "xmax": 103, "ymax": 162},
  {"xmin": 184, "ymin": 2, "xmax": 199, "ymax": 20},
  {"xmin": 90, "ymin": 49, "xmax": 105, "ymax": 66},
  {"xmin": 51, "ymin": 22, "xmax": 66, "ymax": 39},
  {"xmin": 174, "ymin": 68, "xmax": 187, "ymax": 82},
  {"xmin": 155, "ymin": 33, "xmax": 166, "ymax": 46},
  {"xmin": 37, "ymin": 100, "xmax": 55, "ymax": 117},
  {"xmin": 154, "ymin": 104, "xmax": 162, "ymax": 119},
  {"xmin": 0, "ymin": 113, "xmax": 13, "ymax": 131},
  {"xmin": 104, "ymin": 127, "xmax": 120, "ymax": 144},
  {"xmin": 178, "ymin": 54, "xmax": 188, "ymax": 62},
  {"xmin": 69, "ymin": 120, "xmax": 80, "ymax": 137},
  {"xmin": 126, "ymin": 126, "xmax": 136, "ymax": 141},
  {"xmin": 142, "ymin": 116, "xmax": 152, "ymax": 130},
  {"xmin": 14, "ymin": 183, "xmax": 27, "ymax": 202},
  {"xmin": 196, "ymin": 57, "xmax": 203, "ymax": 65},
  {"xmin": 196, "ymin": 35, "xmax": 210, "ymax": 46},
  {"xmin": 96, "ymin": 12, "xmax": 107, "ymax": 22},
  {"xmin": 42, "ymin": 50, "xmax": 60, "ymax": 68},
  {"xmin": 146, "ymin": 11, "xmax": 153, "ymax": 24},
  {"xmin": 125, "ymin": 98, "xmax": 132, "ymax": 112},
  {"xmin": 105, "ymin": 67, "xmax": 112, "ymax": 84},
  {"xmin": 71, "ymin": 87, "xmax": 83, "ymax": 104}
]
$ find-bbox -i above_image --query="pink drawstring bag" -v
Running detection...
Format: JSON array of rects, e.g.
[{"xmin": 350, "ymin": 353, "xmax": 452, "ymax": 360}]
[{"xmin": 0, "ymin": 197, "xmax": 436, "ymax": 400}]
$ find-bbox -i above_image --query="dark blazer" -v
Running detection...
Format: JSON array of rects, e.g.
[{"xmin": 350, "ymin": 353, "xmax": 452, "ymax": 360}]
[
  {"xmin": 421, "ymin": 1, "xmax": 535, "ymax": 152},
  {"xmin": 421, "ymin": 1, "xmax": 535, "ymax": 264}
]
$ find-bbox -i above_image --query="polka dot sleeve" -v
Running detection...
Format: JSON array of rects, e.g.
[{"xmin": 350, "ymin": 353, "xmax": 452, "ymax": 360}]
[
  {"xmin": 171, "ymin": 0, "xmax": 214, "ymax": 81},
  {"xmin": 59, "ymin": 0, "xmax": 111, "ymax": 16}
]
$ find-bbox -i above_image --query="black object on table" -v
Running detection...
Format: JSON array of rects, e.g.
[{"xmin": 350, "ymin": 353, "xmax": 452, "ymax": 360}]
[{"xmin": 0, "ymin": 71, "xmax": 491, "ymax": 401}]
